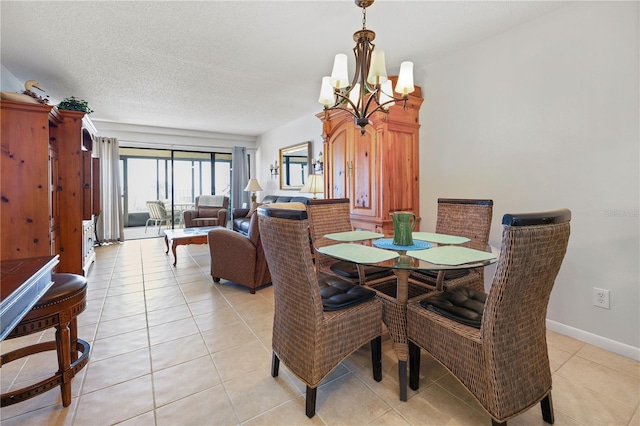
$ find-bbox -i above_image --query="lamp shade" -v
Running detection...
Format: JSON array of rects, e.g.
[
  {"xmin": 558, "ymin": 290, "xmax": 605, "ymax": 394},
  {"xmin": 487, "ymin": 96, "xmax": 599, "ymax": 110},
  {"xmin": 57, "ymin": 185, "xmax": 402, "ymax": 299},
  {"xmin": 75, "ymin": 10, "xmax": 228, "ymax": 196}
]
[
  {"xmin": 318, "ymin": 76, "xmax": 334, "ymax": 106},
  {"xmin": 379, "ymin": 80, "xmax": 394, "ymax": 109},
  {"xmin": 300, "ymin": 174, "xmax": 324, "ymax": 199},
  {"xmin": 366, "ymin": 50, "xmax": 388, "ymax": 85},
  {"xmin": 244, "ymin": 179, "xmax": 263, "ymax": 192},
  {"xmin": 395, "ymin": 61, "xmax": 415, "ymax": 95},
  {"xmin": 330, "ymin": 54, "xmax": 349, "ymax": 89}
]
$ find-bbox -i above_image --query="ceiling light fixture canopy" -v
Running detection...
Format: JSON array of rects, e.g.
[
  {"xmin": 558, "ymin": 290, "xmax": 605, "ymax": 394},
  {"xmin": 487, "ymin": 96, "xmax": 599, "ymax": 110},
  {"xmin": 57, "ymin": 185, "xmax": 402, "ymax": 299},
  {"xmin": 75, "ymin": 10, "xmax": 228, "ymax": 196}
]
[{"xmin": 318, "ymin": 0, "xmax": 415, "ymax": 135}]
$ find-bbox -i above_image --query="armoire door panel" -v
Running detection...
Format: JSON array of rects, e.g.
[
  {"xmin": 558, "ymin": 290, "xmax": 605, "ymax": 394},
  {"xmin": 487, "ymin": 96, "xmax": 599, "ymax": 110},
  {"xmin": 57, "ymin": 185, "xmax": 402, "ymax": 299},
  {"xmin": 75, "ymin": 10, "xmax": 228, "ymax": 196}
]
[
  {"xmin": 384, "ymin": 130, "xmax": 419, "ymax": 213},
  {"xmin": 351, "ymin": 128, "xmax": 377, "ymax": 217},
  {"xmin": 328, "ymin": 126, "xmax": 349, "ymax": 199}
]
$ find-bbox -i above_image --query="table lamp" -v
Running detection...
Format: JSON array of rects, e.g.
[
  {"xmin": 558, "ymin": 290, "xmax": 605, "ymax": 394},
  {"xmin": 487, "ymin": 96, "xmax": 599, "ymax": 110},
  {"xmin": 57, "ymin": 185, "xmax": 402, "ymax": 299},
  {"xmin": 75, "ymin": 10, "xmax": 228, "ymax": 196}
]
[
  {"xmin": 300, "ymin": 174, "xmax": 324, "ymax": 199},
  {"xmin": 244, "ymin": 179, "xmax": 263, "ymax": 203}
]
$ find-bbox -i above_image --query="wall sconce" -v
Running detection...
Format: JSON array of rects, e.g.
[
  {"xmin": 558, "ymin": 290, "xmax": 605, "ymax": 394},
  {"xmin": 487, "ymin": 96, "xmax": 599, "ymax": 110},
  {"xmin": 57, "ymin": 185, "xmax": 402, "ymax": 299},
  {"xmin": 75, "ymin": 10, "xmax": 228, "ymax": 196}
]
[
  {"xmin": 312, "ymin": 151, "xmax": 324, "ymax": 174},
  {"xmin": 269, "ymin": 160, "xmax": 279, "ymax": 177}
]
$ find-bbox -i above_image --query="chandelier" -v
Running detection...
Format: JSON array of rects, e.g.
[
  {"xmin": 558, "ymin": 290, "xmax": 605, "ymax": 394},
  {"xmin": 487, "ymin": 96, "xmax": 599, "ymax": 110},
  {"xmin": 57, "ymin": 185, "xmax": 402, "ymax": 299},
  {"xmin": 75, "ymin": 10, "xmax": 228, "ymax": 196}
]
[{"xmin": 318, "ymin": 0, "xmax": 415, "ymax": 135}]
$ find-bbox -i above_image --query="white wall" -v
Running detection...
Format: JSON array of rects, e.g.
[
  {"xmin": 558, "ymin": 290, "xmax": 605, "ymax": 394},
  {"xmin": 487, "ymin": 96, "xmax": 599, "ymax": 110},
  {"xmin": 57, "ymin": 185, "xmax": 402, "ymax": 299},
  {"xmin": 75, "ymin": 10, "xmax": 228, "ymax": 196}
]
[
  {"xmin": 93, "ymin": 120, "xmax": 256, "ymax": 153},
  {"xmin": 419, "ymin": 2, "xmax": 639, "ymax": 356},
  {"xmin": 256, "ymin": 115, "xmax": 324, "ymax": 200},
  {"xmin": 256, "ymin": 2, "xmax": 639, "ymax": 359},
  {"xmin": 1, "ymin": 64, "xmax": 23, "ymax": 92}
]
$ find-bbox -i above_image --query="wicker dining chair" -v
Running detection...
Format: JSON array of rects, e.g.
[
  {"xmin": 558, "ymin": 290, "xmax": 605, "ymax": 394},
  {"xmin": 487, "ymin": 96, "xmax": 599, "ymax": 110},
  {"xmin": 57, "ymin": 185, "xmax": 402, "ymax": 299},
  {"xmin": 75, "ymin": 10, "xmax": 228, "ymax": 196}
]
[
  {"xmin": 407, "ymin": 209, "xmax": 571, "ymax": 426},
  {"xmin": 410, "ymin": 198, "xmax": 493, "ymax": 291},
  {"xmin": 258, "ymin": 206, "xmax": 383, "ymax": 418},
  {"xmin": 306, "ymin": 198, "xmax": 394, "ymax": 286}
]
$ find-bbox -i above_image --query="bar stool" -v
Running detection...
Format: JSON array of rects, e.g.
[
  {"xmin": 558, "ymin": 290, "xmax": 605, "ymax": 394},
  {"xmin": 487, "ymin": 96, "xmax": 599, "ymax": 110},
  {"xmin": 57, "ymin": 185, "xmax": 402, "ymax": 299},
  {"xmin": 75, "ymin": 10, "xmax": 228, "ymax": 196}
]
[{"xmin": 1, "ymin": 273, "xmax": 90, "ymax": 407}]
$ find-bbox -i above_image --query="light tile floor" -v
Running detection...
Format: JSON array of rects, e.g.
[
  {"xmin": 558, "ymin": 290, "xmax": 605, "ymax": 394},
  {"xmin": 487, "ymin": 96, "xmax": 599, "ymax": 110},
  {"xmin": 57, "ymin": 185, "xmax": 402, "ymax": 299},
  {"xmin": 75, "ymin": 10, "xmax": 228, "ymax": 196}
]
[{"xmin": 1, "ymin": 239, "xmax": 639, "ymax": 426}]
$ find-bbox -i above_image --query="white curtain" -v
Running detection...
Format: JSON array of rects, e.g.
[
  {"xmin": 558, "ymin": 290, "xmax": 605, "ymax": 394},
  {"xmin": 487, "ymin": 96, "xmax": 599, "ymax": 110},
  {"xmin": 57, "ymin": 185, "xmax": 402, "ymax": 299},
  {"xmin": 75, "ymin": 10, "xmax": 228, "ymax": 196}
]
[
  {"xmin": 231, "ymin": 146, "xmax": 249, "ymax": 209},
  {"xmin": 93, "ymin": 136, "xmax": 125, "ymax": 242}
]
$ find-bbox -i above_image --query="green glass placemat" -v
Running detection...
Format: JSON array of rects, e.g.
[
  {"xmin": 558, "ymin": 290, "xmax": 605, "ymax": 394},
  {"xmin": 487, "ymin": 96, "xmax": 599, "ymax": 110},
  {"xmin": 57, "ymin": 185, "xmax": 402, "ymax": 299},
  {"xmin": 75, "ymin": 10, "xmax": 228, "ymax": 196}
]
[
  {"xmin": 408, "ymin": 246, "xmax": 496, "ymax": 265},
  {"xmin": 324, "ymin": 231, "xmax": 384, "ymax": 242},
  {"xmin": 318, "ymin": 244, "xmax": 399, "ymax": 263},
  {"xmin": 412, "ymin": 232, "xmax": 470, "ymax": 245}
]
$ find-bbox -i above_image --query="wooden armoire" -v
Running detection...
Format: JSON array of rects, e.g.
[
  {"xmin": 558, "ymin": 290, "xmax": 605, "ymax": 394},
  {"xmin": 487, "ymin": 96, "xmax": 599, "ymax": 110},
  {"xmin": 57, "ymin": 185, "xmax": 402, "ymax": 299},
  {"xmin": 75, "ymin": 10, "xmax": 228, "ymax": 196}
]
[
  {"xmin": 317, "ymin": 80, "xmax": 423, "ymax": 235},
  {"xmin": 1, "ymin": 99, "xmax": 99, "ymax": 275}
]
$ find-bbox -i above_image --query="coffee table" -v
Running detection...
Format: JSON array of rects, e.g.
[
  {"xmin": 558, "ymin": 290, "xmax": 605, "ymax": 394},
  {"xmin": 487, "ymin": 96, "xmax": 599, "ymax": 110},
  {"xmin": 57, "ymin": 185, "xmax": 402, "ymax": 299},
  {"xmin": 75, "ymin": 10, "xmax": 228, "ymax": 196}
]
[{"xmin": 164, "ymin": 226, "xmax": 219, "ymax": 266}]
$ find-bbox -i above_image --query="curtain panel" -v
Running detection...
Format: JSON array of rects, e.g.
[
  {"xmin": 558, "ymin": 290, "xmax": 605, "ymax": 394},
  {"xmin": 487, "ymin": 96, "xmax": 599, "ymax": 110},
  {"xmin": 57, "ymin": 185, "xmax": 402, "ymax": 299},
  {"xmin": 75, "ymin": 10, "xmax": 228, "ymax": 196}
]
[
  {"xmin": 93, "ymin": 136, "xmax": 125, "ymax": 243},
  {"xmin": 231, "ymin": 146, "xmax": 249, "ymax": 209}
]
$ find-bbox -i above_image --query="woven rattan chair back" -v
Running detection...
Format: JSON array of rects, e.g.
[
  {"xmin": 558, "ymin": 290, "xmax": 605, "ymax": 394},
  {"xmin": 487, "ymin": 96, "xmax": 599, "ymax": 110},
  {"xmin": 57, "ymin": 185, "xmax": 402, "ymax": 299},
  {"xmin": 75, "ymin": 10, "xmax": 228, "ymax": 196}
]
[
  {"xmin": 306, "ymin": 198, "xmax": 352, "ymax": 278},
  {"xmin": 435, "ymin": 198, "xmax": 493, "ymax": 249},
  {"xmin": 412, "ymin": 198, "xmax": 493, "ymax": 291},
  {"xmin": 259, "ymin": 210, "xmax": 324, "ymax": 334},
  {"xmin": 407, "ymin": 209, "xmax": 571, "ymax": 425},
  {"xmin": 307, "ymin": 198, "xmax": 393, "ymax": 286},
  {"xmin": 481, "ymin": 211, "xmax": 571, "ymax": 416},
  {"xmin": 258, "ymin": 206, "xmax": 383, "ymax": 418}
]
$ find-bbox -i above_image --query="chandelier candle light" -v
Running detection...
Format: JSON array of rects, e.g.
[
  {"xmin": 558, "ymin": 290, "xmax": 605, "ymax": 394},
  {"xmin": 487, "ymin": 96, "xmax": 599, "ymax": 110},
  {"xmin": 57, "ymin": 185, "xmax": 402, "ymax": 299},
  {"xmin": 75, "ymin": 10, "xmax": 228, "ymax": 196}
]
[
  {"xmin": 318, "ymin": 0, "xmax": 415, "ymax": 135},
  {"xmin": 244, "ymin": 179, "xmax": 263, "ymax": 203}
]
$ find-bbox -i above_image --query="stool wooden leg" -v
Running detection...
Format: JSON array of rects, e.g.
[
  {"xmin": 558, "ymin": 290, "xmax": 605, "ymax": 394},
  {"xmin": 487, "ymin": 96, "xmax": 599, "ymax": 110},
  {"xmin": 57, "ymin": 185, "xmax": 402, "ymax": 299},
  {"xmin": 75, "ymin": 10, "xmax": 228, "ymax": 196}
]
[
  {"xmin": 70, "ymin": 317, "xmax": 78, "ymax": 363},
  {"xmin": 55, "ymin": 321, "xmax": 72, "ymax": 407}
]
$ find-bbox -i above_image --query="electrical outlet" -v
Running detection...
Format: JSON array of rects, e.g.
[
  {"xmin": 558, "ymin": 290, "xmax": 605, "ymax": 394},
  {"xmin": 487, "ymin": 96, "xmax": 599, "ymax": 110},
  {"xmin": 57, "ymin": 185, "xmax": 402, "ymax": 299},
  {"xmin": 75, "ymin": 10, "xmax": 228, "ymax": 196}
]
[{"xmin": 593, "ymin": 287, "xmax": 610, "ymax": 309}]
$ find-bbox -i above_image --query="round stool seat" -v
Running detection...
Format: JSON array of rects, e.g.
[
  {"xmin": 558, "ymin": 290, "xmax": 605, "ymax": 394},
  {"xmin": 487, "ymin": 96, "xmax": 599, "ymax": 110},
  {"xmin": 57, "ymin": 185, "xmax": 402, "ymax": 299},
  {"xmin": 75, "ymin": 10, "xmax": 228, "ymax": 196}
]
[
  {"xmin": 35, "ymin": 273, "xmax": 87, "ymax": 307},
  {"xmin": 1, "ymin": 273, "xmax": 90, "ymax": 407}
]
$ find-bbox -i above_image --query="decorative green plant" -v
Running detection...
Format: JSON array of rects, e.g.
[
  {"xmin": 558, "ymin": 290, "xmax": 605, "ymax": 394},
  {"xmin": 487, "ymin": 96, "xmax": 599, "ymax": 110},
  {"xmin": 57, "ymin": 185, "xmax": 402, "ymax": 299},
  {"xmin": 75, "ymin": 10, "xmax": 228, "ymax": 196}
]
[{"xmin": 57, "ymin": 96, "xmax": 94, "ymax": 114}]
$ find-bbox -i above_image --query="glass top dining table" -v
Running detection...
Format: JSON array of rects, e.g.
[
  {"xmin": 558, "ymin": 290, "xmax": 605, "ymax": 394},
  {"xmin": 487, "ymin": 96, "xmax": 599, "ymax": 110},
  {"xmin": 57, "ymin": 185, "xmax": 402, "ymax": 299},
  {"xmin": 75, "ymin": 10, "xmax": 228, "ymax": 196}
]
[{"xmin": 317, "ymin": 230, "xmax": 499, "ymax": 401}]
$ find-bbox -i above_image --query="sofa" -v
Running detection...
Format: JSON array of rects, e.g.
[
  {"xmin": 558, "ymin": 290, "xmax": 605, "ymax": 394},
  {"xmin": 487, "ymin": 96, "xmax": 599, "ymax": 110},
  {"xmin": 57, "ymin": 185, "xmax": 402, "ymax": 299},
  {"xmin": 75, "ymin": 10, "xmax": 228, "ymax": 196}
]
[
  {"xmin": 232, "ymin": 195, "xmax": 310, "ymax": 234},
  {"xmin": 183, "ymin": 195, "xmax": 229, "ymax": 228}
]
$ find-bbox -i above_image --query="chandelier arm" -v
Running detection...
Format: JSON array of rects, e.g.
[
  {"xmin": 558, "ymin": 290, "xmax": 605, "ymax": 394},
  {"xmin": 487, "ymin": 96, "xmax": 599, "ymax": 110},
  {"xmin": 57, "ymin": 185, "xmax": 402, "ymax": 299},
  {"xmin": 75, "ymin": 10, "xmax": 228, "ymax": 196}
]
[
  {"xmin": 325, "ymin": 105, "xmax": 361, "ymax": 121},
  {"xmin": 361, "ymin": 87, "xmax": 381, "ymax": 116},
  {"xmin": 363, "ymin": 96, "xmax": 409, "ymax": 120},
  {"xmin": 332, "ymin": 90, "xmax": 360, "ymax": 112}
]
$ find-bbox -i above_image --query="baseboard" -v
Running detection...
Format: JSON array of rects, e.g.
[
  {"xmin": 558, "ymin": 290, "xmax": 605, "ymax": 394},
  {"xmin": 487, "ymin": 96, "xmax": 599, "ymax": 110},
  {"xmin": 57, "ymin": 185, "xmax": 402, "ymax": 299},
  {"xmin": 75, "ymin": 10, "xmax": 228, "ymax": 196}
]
[{"xmin": 547, "ymin": 319, "xmax": 640, "ymax": 361}]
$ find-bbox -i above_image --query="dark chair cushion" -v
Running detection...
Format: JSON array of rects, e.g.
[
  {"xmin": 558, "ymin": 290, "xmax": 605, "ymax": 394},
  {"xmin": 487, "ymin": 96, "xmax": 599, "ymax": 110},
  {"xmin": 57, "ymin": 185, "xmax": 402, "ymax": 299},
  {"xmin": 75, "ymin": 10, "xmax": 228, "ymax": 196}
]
[
  {"xmin": 416, "ymin": 268, "xmax": 470, "ymax": 280},
  {"xmin": 318, "ymin": 276, "xmax": 376, "ymax": 311},
  {"xmin": 330, "ymin": 261, "xmax": 390, "ymax": 279},
  {"xmin": 419, "ymin": 287, "xmax": 487, "ymax": 328}
]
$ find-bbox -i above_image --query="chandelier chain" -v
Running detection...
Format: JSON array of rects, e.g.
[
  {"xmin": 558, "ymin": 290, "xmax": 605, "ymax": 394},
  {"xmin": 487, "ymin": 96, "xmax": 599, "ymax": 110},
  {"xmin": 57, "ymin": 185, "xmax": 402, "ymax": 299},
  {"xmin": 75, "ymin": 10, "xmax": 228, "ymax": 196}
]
[{"xmin": 362, "ymin": 5, "xmax": 367, "ymax": 30}]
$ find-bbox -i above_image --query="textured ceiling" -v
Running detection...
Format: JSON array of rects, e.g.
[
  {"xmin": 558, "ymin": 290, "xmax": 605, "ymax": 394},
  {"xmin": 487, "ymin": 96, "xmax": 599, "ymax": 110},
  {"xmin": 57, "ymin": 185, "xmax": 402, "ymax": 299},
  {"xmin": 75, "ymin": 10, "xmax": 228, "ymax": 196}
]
[{"xmin": 1, "ymin": 1, "xmax": 569, "ymax": 136}]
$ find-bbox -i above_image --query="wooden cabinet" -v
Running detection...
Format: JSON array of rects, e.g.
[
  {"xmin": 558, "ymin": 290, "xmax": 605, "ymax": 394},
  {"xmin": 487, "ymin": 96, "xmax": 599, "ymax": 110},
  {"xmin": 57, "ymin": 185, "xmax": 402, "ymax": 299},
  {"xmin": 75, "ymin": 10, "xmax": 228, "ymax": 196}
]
[
  {"xmin": 317, "ymin": 81, "xmax": 423, "ymax": 235},
  {"xmin": 1, "ymin": 100, "xmax": 96, "ymax": 275},
  {"xmin": 82, "ymin": 219, "xmax": 96, "ymax": 273},
  {"xmin": 1, "ymin": 101, "xmax": 56, "ymax": 260},
  {"xmin": 49, "ymin": 110, "xmax": 96, "ymax": 274},
  {"xmin": 49, "ymin": 138, "xmax": 61, "ymax": 257}
]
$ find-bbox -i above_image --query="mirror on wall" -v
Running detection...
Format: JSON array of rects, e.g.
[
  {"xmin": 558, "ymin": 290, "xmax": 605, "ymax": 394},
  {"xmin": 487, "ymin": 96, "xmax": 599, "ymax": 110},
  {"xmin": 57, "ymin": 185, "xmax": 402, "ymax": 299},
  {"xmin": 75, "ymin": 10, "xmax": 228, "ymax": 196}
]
[{"xmin": 279, "ymin": 142, "xmax": 311, "ymax": 190}]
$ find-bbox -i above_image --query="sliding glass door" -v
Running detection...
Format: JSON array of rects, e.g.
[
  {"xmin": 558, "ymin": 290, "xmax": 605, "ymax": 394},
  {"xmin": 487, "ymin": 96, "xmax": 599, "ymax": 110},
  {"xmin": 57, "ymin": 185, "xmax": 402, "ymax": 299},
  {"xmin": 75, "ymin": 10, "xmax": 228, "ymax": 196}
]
[{"xmin": 119, "ymin": 148, "xmax": 232, "ymax": 230}]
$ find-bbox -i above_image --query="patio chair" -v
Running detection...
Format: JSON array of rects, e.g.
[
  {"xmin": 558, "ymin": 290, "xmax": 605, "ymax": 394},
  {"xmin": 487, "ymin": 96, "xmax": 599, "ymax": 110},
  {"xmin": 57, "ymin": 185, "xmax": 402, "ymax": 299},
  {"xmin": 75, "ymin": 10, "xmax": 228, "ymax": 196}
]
[
  {"xmin": 407, "ymin": 208, "xmax": 571, "ymax": 425},
  {"xmin": 145, "ymin": 200, "xmax": 173, "ymax": 234}
]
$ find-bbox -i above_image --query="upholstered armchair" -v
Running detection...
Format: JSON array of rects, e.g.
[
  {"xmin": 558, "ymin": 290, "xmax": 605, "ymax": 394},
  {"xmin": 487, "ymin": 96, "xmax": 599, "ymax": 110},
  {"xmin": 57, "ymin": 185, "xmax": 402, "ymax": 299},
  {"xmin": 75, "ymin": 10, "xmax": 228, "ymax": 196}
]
[
  {"xmin": 208, "ymin": 213, "xmax": 270, "ymax": 294},
  {"xmin": 183, "ymin": 195, "xmax": 229, "ymax": 228}
]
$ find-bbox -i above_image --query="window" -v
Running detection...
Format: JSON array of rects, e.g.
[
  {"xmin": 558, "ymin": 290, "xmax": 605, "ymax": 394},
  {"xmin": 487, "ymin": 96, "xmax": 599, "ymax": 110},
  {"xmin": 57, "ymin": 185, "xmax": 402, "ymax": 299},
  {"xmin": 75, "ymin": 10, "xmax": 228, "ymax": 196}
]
[{"xmin": 119, "ymin": 148, "xmax": 233, "ymax": 227}]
